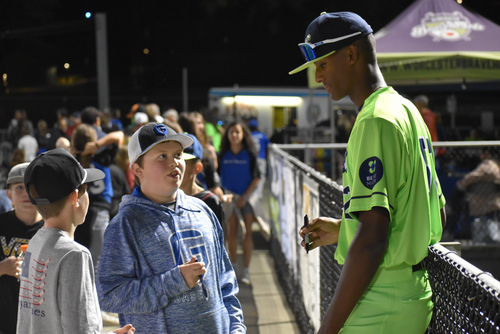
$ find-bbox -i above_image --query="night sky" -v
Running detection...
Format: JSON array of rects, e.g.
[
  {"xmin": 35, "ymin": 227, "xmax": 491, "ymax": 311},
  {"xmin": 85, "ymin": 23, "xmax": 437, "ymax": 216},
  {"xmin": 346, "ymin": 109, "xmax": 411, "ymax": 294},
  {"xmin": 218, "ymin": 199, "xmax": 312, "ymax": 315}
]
[{"xmin": 1, "ymin": 0, "xmax": 500, "ymax": 124}]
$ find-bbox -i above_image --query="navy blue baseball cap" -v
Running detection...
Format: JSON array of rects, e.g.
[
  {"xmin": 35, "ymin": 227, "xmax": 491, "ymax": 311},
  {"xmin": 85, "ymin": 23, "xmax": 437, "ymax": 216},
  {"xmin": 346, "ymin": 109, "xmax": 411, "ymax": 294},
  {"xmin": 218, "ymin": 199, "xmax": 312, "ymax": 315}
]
[
  {"xmin": 128, "ymin": 122, "xmax": 193, "ymax": 165},
  {"xmin": 183, "ymin": 134, "xmax": 203, "ymax": 161},
  {"xmin": 289, "ymin": 12, "xmax": 373, "ymax": 75},
  {"xmin": 248, "ymin": 119, "xmax": 258, "ymax": 128}
]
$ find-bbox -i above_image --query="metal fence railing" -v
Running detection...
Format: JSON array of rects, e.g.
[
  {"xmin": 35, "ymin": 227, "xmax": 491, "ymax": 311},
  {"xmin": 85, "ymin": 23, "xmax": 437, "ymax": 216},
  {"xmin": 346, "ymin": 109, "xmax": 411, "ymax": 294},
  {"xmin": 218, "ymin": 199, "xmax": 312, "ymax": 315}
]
[
  {"xmin": 277, "ymin": 141, "xmax": 500, "ymax": 246},
  {"xmin": 267, "ymin": 143, "xmax": 500, "ymax": 334},
  {"xmin": 424, "ymin": 244, "xmax": 500, "ymax": 333}
]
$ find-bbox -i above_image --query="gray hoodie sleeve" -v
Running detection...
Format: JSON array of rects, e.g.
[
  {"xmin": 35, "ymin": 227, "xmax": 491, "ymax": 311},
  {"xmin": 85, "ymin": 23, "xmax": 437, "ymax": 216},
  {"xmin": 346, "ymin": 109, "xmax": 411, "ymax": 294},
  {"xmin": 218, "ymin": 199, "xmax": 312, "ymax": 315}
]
[{"xmin": 96, "ymin": 215, "xmax": 191, "ymax": 314}]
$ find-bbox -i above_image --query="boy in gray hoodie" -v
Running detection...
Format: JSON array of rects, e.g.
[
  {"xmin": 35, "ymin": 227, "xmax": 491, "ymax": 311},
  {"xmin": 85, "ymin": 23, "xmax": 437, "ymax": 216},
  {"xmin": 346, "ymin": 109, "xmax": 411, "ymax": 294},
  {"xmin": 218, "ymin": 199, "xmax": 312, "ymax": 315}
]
[{"xmin": 96, "ymin": 123, "xmax": 245, "ymax": 333}]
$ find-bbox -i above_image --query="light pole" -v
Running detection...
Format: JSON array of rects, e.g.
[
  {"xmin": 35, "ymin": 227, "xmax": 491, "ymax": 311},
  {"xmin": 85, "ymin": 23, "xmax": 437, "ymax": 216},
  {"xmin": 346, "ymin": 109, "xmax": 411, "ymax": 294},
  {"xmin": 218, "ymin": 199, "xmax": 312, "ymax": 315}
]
[{"xmin": 95, "ymin": 13, "xmax": 110, "ymax": 112}]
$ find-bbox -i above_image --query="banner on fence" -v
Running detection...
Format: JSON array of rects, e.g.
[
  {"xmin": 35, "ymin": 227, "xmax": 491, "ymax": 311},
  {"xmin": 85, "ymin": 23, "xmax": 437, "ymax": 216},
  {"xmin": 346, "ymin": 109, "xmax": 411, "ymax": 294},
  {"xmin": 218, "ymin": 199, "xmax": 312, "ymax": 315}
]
[
  {"xmin": 282, "ymin": 160, "xmax": 296, "ymax": 266},
  {"xmin": 300, "ymin": 172, "xmax": 321, "ymax": 330},
  {"xmin": 268, "ymin": 150, "xmax": 321, "ymax": 330}
]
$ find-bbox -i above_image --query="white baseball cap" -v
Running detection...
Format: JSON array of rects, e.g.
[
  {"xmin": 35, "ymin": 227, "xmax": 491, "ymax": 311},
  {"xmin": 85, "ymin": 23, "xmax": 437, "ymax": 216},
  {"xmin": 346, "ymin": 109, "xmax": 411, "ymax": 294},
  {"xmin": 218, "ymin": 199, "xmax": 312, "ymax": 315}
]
[{"xmin": 128, "ymin": 122, "xmax": 193, "ymax": 166}]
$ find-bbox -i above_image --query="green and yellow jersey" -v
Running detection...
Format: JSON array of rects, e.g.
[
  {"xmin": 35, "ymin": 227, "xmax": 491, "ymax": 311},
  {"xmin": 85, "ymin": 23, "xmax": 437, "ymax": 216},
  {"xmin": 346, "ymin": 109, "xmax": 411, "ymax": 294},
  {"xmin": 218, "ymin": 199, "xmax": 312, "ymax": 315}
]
[{"xmin": 335, "ymin": 87, "xmax": 445, "ymax": 268}]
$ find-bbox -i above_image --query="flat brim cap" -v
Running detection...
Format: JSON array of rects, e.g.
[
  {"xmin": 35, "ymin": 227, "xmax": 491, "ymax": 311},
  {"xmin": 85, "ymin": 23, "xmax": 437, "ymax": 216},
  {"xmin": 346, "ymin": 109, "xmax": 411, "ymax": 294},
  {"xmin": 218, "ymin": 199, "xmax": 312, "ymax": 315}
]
[
  {"xmin": 183, "ymin": 134, "xmax": 203, "ymax": 161},
  {"xmin": 128, "ymin": 122, "xmax": 194, "ymax": 165},
  {"xmin": 24, "ymin": 148, "xmax": 105, "ymax": 205},
  {"xmin": 7, "ymin": 162, "xmax": 31, "ymax": 186},
  {"xmin": 289, "ymin": 11, "xmax": 373, "ymax": 75}
]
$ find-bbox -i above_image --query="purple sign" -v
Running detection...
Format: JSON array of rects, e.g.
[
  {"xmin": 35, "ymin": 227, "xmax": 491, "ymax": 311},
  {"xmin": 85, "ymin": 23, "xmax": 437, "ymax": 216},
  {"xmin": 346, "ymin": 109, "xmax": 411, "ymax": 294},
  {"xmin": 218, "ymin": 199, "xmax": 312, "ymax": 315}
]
[{"xmin": 375, "ymin": 0, "xmax": 500, "ymax": 53}]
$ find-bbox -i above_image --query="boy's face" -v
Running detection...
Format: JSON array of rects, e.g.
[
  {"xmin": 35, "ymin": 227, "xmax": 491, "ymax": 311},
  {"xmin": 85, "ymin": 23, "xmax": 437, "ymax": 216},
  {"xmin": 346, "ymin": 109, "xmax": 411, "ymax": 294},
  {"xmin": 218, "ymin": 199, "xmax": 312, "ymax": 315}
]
[
  {"xmin": 7, "ymin": 182, "xmax": 38, "ymax": 215},
  {"xmin": 180, "ymin": 159, "xmax": 201, "ymax": 189},
  {"xmin": 132, "ymin": 141, "xmax": 186, "ymax": 203}
]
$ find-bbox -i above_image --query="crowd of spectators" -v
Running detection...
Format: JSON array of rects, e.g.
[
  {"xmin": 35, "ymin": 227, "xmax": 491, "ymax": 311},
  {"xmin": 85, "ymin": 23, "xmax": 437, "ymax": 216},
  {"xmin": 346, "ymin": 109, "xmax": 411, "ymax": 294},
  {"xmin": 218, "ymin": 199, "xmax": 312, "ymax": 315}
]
[
  {"xmin": 0, "ymin": 103, "xmax": 271, "ymax": 276},
  {"xmin": 0, "ymin": 103, "xmax": 275, "ymax": 333}
]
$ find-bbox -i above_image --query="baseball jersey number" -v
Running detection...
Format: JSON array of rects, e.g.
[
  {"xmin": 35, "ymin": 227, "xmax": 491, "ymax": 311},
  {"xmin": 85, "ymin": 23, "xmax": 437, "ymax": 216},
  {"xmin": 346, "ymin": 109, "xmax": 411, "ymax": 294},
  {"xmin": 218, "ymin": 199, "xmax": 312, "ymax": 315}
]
[
  {"xmin": 418, "ymin": 137, "xmax": 433, "ymax": 197},
  {"xmin": 88, "ymin": 162, "xmax": 105, "ymax": 195},
  {"xmin": 343, "ymin": 186, "xmax": 354, "ymax": 220}
]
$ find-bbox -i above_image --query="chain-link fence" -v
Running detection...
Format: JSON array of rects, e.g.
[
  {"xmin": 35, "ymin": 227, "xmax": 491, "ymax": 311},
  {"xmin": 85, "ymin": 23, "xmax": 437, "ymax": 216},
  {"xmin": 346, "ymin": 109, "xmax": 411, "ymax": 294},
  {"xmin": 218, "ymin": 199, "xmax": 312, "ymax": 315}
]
[
  {"xmin": 278, "ymin": 140, "xmax": 500, "ymax": 246},
  {"xmin": 424, "ymin": 244, "xmax": 500, "ymax": 333},
  {"xmin": 434, "ymin": 141, "xmax": 500, "ymax": 245},
  {"xmin": 268, "ymin": 143, "xmax": 500, "ymax": 333}
]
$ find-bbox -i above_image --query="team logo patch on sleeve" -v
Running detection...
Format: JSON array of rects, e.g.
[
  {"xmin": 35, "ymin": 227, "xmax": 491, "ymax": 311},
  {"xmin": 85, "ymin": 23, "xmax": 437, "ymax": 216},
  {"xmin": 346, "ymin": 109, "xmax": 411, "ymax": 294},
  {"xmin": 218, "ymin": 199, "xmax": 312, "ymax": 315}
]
[{"xmin": 359, "ymin": 157, "xmax": 383, "ymax": 190}]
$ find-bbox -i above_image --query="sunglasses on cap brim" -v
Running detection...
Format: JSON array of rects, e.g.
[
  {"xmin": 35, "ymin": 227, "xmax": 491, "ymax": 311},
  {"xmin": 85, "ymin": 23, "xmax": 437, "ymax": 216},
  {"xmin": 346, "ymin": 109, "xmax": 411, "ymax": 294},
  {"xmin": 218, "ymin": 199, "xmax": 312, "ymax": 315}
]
[{"xmin": 298, "ymin": 31, "xmax": 361, "ymax": 62}]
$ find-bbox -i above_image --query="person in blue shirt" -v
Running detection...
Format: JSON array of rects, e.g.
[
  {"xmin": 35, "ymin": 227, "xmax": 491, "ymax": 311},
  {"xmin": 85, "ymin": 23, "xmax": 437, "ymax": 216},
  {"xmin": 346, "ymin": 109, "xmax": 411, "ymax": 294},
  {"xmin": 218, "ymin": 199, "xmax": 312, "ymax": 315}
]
[
  {"xmin": 247, "ymin": 118, "xmax": 270, "ymax": 199},
  {"xmin": 71, "ymin": 124, "xmax": 124, "ymax": 275},
  {"xmin": 218, "ymin": 121, "xmax": 260, "ymax": 285},
  {"xmin": 97, "ymin": 123, "xmax": 245, "ymax": 333},
  {"xmin": 0, "ymin": 189, "xmax": 13, "ymax": 213}
]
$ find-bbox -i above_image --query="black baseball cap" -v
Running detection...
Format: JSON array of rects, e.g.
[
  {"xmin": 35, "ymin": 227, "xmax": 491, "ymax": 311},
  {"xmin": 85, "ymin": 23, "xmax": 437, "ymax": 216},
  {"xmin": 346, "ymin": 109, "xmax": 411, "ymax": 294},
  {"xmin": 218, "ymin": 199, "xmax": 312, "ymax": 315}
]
[
  {"xmin": 24, "ymin": 148, "xmax": 105, "ymax": 205},
  {"xmin": 128, "ymin": 122, "xmax": 194, "ymax": 165},
  {"xmin": 289, "ymin": 12, "xmax": 373, "ymax": 75}
]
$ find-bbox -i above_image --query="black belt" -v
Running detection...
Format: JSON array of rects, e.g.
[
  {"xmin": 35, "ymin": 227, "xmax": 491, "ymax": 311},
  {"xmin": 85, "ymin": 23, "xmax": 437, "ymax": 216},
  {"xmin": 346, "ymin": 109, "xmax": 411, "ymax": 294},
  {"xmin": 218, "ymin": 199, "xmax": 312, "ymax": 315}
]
[{"xmin": 412, "ymin": 262, "xmax": 424, "ymax": 272}]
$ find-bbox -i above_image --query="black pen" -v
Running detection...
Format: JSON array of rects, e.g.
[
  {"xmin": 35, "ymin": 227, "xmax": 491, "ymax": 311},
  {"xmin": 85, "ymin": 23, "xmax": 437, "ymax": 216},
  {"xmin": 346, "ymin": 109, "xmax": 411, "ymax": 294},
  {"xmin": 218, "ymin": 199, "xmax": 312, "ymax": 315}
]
[{"xmin": 303, "ymin": 214, "xmax": 309, "ymax": 254}]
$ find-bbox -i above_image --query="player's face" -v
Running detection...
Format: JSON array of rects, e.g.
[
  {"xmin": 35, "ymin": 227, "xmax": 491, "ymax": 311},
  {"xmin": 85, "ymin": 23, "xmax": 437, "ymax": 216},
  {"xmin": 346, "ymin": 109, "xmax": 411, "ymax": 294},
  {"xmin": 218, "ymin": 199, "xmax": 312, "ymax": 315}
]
[
  {"xmin": 134, "ymin": 141, "xmax": 186, "ymax": 203},
  {"xmin": 7, "ymin": 182, "xmax": 38, "ymax": 215},
  {"xmin": 314, "ymin": 48, "xmax": 350, "ymax": 101}
]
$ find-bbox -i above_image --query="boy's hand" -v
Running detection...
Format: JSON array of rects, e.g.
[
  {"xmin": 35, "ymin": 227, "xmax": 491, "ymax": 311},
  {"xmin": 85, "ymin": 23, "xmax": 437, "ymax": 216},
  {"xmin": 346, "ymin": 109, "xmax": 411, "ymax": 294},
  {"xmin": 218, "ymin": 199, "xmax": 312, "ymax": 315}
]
[
  {"xmin": 0, "ymin": 256, "xmax": 21, "ymax": 278},
  {"xmin": 180, "ymin": 256, "xmax": 207, "ymax": 288},
  {"xmin": 299, "ymin": 217, "xmax": 341, "ymax": 251},
  {"xmin": 111, "ymin": 324, "xmax": 135, "ymax": 334}
]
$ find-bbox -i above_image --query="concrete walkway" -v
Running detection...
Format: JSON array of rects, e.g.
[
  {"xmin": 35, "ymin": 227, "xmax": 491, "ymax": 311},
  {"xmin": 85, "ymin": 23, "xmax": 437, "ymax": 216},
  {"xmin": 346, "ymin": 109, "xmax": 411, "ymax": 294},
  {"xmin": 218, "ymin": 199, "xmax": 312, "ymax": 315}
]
[{"xmin": 239, "ymin": 248, "xmax": 300, "ymax": 334}]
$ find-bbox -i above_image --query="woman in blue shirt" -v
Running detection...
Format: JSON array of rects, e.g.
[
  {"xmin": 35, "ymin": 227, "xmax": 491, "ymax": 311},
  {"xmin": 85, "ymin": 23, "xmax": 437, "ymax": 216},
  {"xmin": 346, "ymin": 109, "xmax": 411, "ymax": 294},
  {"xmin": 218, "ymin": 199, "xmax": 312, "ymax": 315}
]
[{"xmin": 218, "ymin": 121, "xmax": 260, "ymax": 285}]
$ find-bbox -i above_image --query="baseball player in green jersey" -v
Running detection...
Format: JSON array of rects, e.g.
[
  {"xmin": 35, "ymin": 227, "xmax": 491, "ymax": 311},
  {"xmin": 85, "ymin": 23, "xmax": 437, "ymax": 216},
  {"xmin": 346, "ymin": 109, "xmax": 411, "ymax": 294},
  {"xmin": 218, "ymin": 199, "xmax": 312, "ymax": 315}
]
[{"xmin": 292, "ymin": 12, "xmax": 446, "ymax": 333}]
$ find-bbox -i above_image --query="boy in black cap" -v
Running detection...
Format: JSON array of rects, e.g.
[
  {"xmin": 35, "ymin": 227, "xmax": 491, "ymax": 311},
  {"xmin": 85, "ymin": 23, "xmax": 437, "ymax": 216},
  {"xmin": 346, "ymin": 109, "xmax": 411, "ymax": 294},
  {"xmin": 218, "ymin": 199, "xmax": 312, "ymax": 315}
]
[
  {"xmin": 0, "ymin": 163, "xmax": 44, "ymax": 334},
  {"xmin": 96, "ymin": 123, "xmax": 245, "ymax": 333},
  {"xmin": 180, "ymin": 134, "xmax": 225, "ymax": 234},
  {"xmin": 295, "ymin": 12, "xmax": 446, "ymax": 333},
  {"xmin": 16, "ymin": 148, "xmax": 134, "ymax": 334}
]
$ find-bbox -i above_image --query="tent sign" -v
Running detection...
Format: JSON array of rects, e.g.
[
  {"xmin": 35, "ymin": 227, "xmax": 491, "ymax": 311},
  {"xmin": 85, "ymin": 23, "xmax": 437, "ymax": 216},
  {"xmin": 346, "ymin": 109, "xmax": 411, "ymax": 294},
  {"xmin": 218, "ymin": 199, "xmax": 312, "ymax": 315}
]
[
  {"xmin": 411, "ymin": 11, "xmax": 485, "ymax": 42},
  {"xmin": 379, "ymin": 56, "xmax": 500, "ymax": 83}
]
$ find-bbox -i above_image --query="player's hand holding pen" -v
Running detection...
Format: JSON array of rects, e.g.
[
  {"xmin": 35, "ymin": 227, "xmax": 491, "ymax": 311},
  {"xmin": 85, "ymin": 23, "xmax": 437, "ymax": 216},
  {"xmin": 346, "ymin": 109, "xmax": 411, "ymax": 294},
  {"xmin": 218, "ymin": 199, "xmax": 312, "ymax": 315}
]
[
  {"xmin": 180, "ymin": 256, "xmax": 207, "ymax": 289},
  {"xmin": 300, "ymin": 217, "xmax": 342, "ymax": 251}
]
